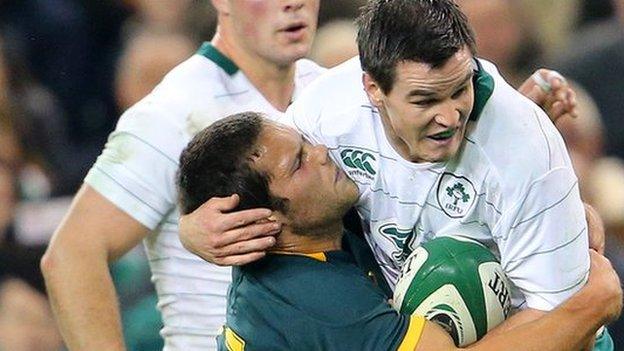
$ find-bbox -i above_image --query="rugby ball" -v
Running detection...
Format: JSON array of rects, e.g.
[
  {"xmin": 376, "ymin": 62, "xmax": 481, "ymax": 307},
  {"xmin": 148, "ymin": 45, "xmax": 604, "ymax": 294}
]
[{"xmin": 393, "ymin": 237, "xmax": 511, "ymax": 346}]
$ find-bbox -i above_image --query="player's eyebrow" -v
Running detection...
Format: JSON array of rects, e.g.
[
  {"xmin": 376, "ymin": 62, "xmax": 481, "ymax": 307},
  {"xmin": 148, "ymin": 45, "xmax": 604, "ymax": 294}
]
[
  {"xmin": 455, "ymin": 71, "xmax": 474, "ymax": 90},
  {"xmin": 407, "ymin": 71, "xmax": 474, "ymax": 98}
]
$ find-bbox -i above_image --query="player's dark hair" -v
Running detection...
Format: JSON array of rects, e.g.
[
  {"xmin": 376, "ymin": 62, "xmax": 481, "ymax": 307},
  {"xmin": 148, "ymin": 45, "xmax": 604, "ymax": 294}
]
[
  {"xmin": 177, "ymin": 112, "xmax": 288, "ymax": 215},
  {"xmin": 357, "ymin": 0, "xmax": 477, "ymax": 93}
]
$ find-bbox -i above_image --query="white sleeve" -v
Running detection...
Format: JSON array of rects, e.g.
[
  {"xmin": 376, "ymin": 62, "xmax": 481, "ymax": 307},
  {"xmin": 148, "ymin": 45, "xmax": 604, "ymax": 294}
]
[
  {"xmin": 84, "ymin": 106, "xmax": 186, "ymax": 230},
  {"xmin": 494, "ymin": 166, "xmax": 589, "ymax": 311}
]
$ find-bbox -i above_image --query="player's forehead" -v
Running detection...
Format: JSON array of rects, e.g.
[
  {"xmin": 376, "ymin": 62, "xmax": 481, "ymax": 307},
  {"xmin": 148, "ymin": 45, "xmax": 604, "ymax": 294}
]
[
  {"xmin": 253, "ymin": 121, "xmax": 301, "ymax": 173},
  {"xmin": 394, "ymin": 47, "xmax": 475, "ymax": 96}
]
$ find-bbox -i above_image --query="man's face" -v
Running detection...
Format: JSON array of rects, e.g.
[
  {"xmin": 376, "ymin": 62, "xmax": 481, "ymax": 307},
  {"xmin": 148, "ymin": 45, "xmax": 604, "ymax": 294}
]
[
  {"xmin": 366, "ymin": 47, "xmax": 475, "ymax": 163},
  {"xmin": 227, "ymin": 0, "xmax": 319, "ymax": 66},
  {"xmin": 252, "ymin": 121, "xmax": 358, "ymax": 233}
]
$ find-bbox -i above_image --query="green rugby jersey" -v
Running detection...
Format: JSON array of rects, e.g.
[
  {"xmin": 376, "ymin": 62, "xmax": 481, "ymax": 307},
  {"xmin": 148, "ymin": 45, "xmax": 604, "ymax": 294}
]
[{"xmin": 217, "ymin": 245, "xmax": 424, "ymax": 350}]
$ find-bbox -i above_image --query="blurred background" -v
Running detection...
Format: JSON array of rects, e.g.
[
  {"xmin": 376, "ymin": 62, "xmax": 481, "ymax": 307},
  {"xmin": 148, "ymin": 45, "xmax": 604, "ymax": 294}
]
[{"xmin": 0, "ymin": 0, "xmax": 622, "ymax": 350}]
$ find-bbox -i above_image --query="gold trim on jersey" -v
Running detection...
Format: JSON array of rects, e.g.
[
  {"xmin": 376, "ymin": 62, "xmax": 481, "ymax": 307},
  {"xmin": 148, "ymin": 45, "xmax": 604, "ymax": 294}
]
[
  {"xmin": 398, "ymin": 315, "xmax": 426, "ymax": 351},
  {"xmin": 270, "ymin": 251, "xmax": 327, "ymax": 262},
  {"xmin": 224, "ymin": 326, "xmax": 246, "ymax": 351}
]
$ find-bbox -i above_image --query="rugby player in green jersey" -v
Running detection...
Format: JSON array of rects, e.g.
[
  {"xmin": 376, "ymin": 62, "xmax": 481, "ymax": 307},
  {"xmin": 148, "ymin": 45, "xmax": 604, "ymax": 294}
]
[{"xmin": 177, "ymin": 112, "xmax": 621, "ymax": 351}]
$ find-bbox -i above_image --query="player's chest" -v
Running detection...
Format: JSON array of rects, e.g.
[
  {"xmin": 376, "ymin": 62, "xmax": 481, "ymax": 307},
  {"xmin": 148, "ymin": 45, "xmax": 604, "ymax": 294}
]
[{"xmin": 358, "ymin": 162, "xmax": 501, "ymax": 265}]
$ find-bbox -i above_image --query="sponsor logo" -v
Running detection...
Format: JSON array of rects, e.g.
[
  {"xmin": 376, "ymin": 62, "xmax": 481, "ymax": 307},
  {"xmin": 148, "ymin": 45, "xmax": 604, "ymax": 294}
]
[
  {"xmin": 436, "ymin": 173, "xmax": 476, "ymax": 218},
  {"xmin": 340, "ymin": 148, "xmax": 377, "ymax": 181}
]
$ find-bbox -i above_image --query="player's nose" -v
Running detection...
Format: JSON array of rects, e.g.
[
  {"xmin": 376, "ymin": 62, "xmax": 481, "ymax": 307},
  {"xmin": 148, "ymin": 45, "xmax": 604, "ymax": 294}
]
[
  {"xmin": 434, "ymin": 103, "xmax": 462, "ymax": 128},
  {"xmin": 283, "ymin": 1, "xmax": 305, "ymax": 12},
  {"xmin": 311, "ymin": 144, "xmax": 329, "ymax": 165}
]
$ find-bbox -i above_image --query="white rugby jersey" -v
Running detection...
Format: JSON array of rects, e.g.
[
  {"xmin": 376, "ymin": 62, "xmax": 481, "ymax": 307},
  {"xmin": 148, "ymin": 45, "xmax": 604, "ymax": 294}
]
[
  {"xmin": 284, "ymin": 57, "xmax": 588, "ymax": 312},
  {"xmin": 84, "ymin": 42, "xmax": 323, "ymax": 350}
]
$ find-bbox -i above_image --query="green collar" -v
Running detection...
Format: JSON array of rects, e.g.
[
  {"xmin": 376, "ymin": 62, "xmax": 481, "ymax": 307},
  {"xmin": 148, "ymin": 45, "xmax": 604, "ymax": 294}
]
[
  {"xmin": 197, "ymin": 42, "xmax": 239, "ymax": 75},
  {"xmin": 469, "ymin": 59, "xmax": 495, "ymax": 121}
]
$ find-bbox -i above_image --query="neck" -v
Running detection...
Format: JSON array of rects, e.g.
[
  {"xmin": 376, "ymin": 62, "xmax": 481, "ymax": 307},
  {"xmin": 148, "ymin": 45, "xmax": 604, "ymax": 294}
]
[
  {"xmin": 212, "ymin": 29, "xmax": 296, "ymax": 112},
  {"xmin": 271, "ymin": 222, "xmax": 343, "ymax": 254}
]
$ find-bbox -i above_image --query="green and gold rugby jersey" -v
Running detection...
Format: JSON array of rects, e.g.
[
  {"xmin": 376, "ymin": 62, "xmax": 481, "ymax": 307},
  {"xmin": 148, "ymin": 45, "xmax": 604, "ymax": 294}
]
[{"xmin": 217, "ymin": 233, "xmax": 424, "ymax": 351}]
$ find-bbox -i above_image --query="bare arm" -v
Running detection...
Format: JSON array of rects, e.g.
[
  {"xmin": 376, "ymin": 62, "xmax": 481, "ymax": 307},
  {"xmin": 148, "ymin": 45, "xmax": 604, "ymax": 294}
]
[
  {"xmin": 40, "ymin": 185, "xmax": 149, "ymax": 351},
  {"xmin": 416, "ymin": 250, "xmax": 622, "ymax": 351}
]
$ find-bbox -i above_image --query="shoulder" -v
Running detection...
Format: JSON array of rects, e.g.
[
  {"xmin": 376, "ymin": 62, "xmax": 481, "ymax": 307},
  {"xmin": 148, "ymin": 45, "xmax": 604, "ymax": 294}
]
[
  {"xmin": 295, "ymin": 58, "xmax": 327, "ymax": 81},
  {"xmin": 465, "ymin": 59, "xmax": 571, "ymax": 189},
  {"xmin": 243, "ymin": 254, "xmax": 391, "ymax": 325},
  {"xmin": 113, "ymin": 54, "xmax": 235, "ymax": 147},
  {"xmin": 289, "ymin": 57, "xmax": 372, "ymax": 137},
  {"xmin": 292, "ymin": 57, "xmax": 365, "ymax": 113}
]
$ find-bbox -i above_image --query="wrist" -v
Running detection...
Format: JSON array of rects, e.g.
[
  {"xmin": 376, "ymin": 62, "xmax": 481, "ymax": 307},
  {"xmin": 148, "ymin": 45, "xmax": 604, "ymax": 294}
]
[{"xmin": 562, "ymin": 285, "xmax": 608, "ymax": 327}]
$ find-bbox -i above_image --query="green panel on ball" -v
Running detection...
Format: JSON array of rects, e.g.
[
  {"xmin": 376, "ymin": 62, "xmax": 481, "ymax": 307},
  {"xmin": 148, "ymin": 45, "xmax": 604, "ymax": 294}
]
[{"xmin": 396, "ymin": 237, "xmax": 499, "ymax": 341}]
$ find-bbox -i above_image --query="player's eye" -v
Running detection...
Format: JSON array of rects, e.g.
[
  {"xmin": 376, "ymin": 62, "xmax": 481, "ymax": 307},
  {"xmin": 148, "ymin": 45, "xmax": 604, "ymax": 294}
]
[
  {"xmin": 451, "ymin": 85, "xmax": 468, "ymax": 99},
  {"xmin": 412, "ymin": 99, "xmax": 436, "ymax": 107},
  {"xmin": 295, "ymin": 157, "xmax": 302, "ymax": 170},
  {"xmin": 294, "ymin": 149, "xmax": 305, "ymax": 172}
]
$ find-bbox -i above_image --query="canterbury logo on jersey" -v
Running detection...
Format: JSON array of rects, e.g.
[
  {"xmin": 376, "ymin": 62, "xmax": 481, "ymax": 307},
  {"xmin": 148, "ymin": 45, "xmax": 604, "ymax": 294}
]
[{"xmin": 340, "ymin": 148, "xmax": 377, "ymax": 180}]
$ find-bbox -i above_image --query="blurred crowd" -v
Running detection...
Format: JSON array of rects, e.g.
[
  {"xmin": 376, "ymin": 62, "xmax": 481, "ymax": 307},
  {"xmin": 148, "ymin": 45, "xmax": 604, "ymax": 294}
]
[{"xmin": 0, "ymin": 0, "xmax": 622, "ymax": 350}]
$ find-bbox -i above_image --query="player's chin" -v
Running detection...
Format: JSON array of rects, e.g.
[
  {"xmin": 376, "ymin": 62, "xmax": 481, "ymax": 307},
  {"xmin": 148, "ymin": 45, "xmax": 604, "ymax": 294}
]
[{"xmin": 426, "ymin": 139, "xmax": 462, "ymax": 161}]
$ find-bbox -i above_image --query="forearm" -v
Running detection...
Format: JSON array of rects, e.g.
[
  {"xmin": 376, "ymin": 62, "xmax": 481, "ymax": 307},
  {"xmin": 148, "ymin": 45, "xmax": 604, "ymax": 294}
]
[
  {"xmin": 40, "ymin": 186, "xmax": 149, "ymax": 350},
  {"xmin": 482, "ymin": 307, "xmax": 544, "ymax": 338},
  {"xmin": 42, "ymin": 244, "xmax": 126, "ymax": 351},
  {"xmin": 465, "ymin": 289, "xmax": 602, "ymax": 351}
]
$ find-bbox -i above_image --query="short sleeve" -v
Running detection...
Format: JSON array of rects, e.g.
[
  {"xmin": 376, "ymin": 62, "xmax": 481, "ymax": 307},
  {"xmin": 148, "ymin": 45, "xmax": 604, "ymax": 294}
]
[
  {"xmin": 84, "ymin": 105, "xmax": 188, "ymax": 230},
  {"xmin": 494, "ymin": 166, "xmax": 589, "ymax": 311}
]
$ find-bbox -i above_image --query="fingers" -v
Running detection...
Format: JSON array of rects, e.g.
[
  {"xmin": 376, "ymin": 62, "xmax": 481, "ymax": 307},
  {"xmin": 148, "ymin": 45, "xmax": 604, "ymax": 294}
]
[
  {"xmin": 532, "ymin": 69, "xmax": 552, "ymax": 93},
  {"xmin": 585, "ymin": 203, "xmax": 606, "ymax": 255},
  {"xmin": 214, "ymin": 235, "xmax": 277, "ymax": 258},
  {"xmin": 518, "ymin": 73, "xmax": 546, "ymax": 104},
  {"xmin": 199, "ymin": 194, "xmax": 241, "ymax": 212},
  {"xmin": 214, "ymin": 221, "xmax": 281, "ymax": 248},
  {"xmin": 217, "ymin": 208, "xmax": 275, "ymax": 232},
  {"xmin": 216, "ymin": 251, "xmax": 268, "ymax": 266}
]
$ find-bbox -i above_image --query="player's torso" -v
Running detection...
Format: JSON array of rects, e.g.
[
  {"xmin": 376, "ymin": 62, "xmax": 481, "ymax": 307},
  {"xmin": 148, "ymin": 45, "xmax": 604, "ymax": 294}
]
[{"xmin": 325, "ymin": 108, "xmax": 502, "ymax": 287}]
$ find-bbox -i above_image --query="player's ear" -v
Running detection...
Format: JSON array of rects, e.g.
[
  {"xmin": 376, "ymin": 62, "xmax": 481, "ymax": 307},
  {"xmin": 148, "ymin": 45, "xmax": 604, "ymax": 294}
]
[
  {"xmin": 211, "ymin": 0, "xmax": 231, "ymax": 15},
  {"xmin": 363, "ymin": 72, "xmax": 384, "ymax": 109}
]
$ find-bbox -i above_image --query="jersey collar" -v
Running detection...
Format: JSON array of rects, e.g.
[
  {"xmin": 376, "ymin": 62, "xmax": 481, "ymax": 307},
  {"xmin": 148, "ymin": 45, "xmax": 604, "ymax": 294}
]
[
  {"xmin": 469, "ymin": 59, "xmax": 495, "ymax": 122},
  {"xmin": 270, "ymin": 251, "xmax": 328, "ymax": 262},
  {"xmin": 197, "ymin": 42, "xmax": 239, "ymax": 75}
]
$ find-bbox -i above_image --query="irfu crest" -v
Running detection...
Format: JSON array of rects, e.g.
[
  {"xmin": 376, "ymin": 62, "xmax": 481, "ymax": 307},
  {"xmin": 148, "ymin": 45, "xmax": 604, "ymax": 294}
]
[
  {"xmin": 446, "ymin": 183, "xmax": 471, "ymax": 206},
  {"xmin": 437, "ymin": 173, "xmax": 476, "ymax": 218}
]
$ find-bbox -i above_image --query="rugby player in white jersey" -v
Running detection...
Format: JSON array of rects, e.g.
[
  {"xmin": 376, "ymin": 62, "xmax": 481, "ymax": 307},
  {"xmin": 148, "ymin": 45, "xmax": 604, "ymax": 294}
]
[
  {"xmin": 179, "ymin": 0, "xmax": 613, "ymax": 349},
  {"xmin": 40, "ymin": 1, "xmax": 322, "ymax": 350}
]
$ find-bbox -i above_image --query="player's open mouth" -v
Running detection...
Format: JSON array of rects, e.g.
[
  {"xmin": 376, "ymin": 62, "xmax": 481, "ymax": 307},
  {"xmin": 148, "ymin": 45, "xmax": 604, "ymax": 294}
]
[
  {"xmin": 428, "ymin": 129, "xmax": 456, "ymax": 141},
  {"xmin": 285, "ymin": 24, "xmax": 306, "ymax": 32},
  {"xmin": 281, "ymin": 22, "xmax": 307, "ymax": 35}
]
